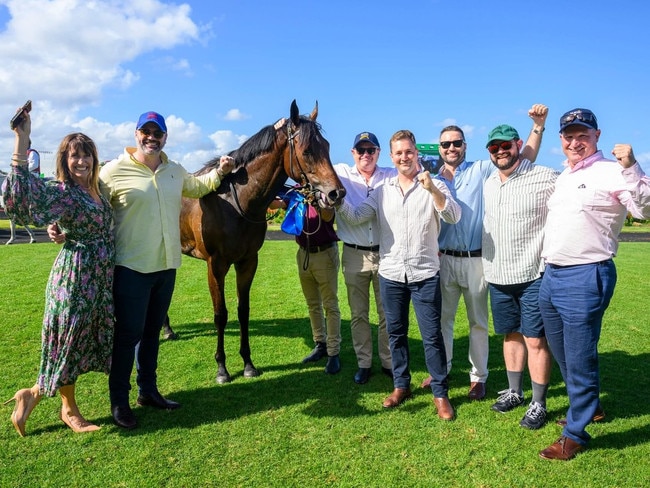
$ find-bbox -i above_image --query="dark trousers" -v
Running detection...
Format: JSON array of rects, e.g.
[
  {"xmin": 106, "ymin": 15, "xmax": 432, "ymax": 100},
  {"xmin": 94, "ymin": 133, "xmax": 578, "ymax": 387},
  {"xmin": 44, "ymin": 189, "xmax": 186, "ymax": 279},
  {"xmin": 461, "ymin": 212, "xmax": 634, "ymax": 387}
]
[
  {"xmin": 379, "ymin": 273, "xmax": 449, "ymax": 397},
  {"xmin": 109, "ymin": 266, "xmax": 176, "ymax": 406}
]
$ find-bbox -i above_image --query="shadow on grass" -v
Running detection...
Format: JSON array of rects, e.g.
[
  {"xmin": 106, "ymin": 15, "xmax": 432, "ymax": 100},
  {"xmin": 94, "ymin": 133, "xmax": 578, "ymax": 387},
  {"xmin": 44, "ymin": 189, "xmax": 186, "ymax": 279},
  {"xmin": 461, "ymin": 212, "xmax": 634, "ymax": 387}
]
[{"xmin": 112, "ymin": 316, "xmax": 650, "ymax": 448}]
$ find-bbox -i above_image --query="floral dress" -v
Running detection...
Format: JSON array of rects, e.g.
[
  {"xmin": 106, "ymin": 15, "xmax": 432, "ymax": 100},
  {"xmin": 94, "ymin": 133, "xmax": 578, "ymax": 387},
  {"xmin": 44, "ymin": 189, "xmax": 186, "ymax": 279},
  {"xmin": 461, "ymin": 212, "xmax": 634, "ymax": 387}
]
[{"xmin": 3, "ymin": 166, "xmax": 115, "ymax": 396}]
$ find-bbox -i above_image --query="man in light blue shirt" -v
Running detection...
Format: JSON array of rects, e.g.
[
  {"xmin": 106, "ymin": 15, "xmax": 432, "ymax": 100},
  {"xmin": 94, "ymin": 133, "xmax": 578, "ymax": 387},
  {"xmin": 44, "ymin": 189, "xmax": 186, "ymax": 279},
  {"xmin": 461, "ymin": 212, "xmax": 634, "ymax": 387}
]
[{"xmin": 422, "ymin": 104, "xmax": 548, "ymax": 401}]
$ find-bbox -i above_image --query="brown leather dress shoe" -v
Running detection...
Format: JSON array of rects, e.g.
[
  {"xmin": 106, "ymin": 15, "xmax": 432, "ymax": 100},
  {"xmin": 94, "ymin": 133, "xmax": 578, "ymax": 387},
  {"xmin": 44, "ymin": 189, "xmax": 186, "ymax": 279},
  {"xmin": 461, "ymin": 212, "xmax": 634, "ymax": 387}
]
[
  {"xmin": 382, "ymin": 388, "xmax": 412, "ymax": 408},
  {"xmin": 420, "ymin": 375, "xmax": 432, "ymax": 389},
  {"xmin": 539, "ymin": 436, "xmax": 584, "ymax": 461},
  {"xmin": 434, "ymin": 397, "xmax": 455, "ymax": 421},
  {"xmin": 468, "ymin": 381, "xmax": 486, "ymax": 401},
  {"xmin": 556, "ymin": 406, "xmax": 605, "ymax": 426}
]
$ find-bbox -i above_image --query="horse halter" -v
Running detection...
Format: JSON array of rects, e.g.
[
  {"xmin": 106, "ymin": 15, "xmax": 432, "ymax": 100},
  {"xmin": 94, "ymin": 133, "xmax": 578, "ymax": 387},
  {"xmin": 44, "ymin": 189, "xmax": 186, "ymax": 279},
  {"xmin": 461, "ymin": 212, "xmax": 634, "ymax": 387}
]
[{"xmin": 286, "ymin": 122, "xmax": 312, "ymax": 193}]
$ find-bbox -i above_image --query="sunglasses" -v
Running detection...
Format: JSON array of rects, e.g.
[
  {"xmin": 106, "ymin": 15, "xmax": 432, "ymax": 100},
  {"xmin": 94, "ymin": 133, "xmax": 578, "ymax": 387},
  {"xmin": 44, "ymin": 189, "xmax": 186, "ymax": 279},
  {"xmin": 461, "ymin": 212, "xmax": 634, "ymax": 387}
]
[
  {"xmin": 139, "ymin": 128, "xmax": 166, "ymax": 139},
  {"xmin": 356, "ymin": 147, "xmax": 377, "ymax": 155},
  {"xmin": 439, "ymin": 140, "xmax": 464, "ymax": 149},
  {"xmin": 487, "ymin": 141, "xmax": 514, "ymax": 154},
  {"xmin": 560, "ymin": 111, "xmax": 597, "ymax": 129}
]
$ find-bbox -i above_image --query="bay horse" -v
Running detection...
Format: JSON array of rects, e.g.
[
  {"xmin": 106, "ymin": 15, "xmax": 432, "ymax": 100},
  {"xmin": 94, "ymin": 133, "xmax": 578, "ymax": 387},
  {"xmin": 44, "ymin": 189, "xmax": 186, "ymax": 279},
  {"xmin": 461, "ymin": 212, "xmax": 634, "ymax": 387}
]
[{"xmin": 178, "ymin": 100, "xmax": 345, "ymax": 384}]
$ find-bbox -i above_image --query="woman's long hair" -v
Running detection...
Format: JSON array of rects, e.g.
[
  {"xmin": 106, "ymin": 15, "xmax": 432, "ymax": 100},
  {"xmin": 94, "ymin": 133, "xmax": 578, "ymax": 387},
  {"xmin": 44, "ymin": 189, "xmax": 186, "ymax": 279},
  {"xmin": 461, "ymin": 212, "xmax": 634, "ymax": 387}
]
[{"xmin": 54, "ymin": 133, "xmax": 100, "ymax": 192}]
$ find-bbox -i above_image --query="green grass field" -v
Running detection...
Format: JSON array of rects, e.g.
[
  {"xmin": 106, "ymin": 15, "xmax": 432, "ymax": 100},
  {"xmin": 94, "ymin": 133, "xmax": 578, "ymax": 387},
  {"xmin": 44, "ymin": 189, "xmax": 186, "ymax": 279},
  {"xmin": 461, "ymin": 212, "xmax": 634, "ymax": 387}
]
[{"xmin": 0, "ymin": 240, "xmax": 649, "ymax": 487}]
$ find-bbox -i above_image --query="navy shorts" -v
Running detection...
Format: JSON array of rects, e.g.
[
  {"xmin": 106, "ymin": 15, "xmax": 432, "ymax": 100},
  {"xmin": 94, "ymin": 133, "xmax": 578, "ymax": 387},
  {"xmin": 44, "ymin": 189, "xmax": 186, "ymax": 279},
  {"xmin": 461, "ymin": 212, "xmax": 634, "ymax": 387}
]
[{"xmin": 489, "ymin": 278, "xmax": 545, "ymax": 338}]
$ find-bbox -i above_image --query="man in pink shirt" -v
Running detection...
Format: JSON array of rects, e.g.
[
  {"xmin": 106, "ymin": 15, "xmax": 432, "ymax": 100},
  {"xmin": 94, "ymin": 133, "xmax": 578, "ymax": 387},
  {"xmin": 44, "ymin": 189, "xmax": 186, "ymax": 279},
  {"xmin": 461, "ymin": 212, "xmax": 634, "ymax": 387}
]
[{"xmin": 538, "ymin": 108, "xmax": 650, "ymax": 460}]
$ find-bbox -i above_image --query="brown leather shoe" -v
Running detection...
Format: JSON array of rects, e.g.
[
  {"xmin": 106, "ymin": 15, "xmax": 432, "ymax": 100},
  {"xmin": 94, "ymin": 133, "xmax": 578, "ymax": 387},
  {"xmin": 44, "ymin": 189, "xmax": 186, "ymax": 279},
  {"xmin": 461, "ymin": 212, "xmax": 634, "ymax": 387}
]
[
  {"xmin": 539, "ymin": 436, "xmax": 584, "ymax": 460},
  {"xmin": 556, "ymin": 406, "xmax": 605, "ymax": 426},
  {"xmin": 468, "ymin": 381, "xmax": 486, "ymax": 401},
  {"xmin": 420, "ymin": 375, "xmax": 432, "ymax": 389},
  {"xmin": 382, "ymin": 388, "xmax": 412, "ymax": 408},
  {"xmin": 434, "ymin": 397, "xmax": 455, "ymax": 421}
]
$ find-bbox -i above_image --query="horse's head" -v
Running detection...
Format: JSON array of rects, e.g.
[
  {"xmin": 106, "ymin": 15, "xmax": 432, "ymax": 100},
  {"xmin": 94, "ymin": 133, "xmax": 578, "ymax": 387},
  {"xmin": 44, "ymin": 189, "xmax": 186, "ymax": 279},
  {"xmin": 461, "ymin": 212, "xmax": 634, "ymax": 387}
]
[{"xmin": 279, "ymin": 100, "xmax": 345, "ymax": 207}]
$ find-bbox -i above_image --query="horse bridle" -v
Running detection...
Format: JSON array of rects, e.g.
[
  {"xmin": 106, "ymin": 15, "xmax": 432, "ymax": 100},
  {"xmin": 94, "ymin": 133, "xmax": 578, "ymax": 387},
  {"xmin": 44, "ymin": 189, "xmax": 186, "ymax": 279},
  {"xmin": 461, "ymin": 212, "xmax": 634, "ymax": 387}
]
[{"xmin": 228, "ymin": 121, "xmax": 318, "ymax": 224}]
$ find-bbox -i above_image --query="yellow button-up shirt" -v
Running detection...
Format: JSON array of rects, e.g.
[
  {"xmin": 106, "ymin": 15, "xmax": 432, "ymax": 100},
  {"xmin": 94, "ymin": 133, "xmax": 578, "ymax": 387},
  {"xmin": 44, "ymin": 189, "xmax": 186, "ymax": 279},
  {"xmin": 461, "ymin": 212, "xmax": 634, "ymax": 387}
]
[{"xmin": 100, "ymin": 147, "xmax": 221, "ymax": 273}]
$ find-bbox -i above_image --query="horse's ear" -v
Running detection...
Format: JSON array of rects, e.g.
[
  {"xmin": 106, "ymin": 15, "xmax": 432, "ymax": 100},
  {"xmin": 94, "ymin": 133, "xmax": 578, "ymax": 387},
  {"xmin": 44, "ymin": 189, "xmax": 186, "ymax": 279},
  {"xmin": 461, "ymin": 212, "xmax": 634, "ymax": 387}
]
[
  {"xmin": 309, "ymin": 101, "xmax": 318, "ymax": 121},
  {"xmin": 290, "ymin": 100, "xmax": 299, "ymax": 125}
]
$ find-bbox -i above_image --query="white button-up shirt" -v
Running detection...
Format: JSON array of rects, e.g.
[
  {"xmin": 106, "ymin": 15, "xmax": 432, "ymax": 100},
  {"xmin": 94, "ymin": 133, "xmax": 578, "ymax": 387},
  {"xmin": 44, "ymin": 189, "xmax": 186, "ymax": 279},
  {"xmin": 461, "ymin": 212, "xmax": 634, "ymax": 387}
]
[
  {"xmin": 337, "ymin": 175, "xmax": 461, "ymax": 283},
  {"xmin": 334, "ymin": 163, "xmax": 396, "ymax": 247}
]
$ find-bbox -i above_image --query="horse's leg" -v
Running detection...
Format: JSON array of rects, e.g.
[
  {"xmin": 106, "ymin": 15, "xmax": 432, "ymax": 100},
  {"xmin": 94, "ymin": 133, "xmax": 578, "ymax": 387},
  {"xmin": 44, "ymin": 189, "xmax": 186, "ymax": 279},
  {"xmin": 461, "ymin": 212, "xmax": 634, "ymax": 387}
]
[
  {"xmin": 161, "ymin": 314, "xmax": 178, "ymax": 341},
  {"xmin": 234, "ymin": 256, "xmax": 261, "ymax": 378},
  {"xmin": 208, "ymin": 258, "xmax": 231, "ymax": 384}
]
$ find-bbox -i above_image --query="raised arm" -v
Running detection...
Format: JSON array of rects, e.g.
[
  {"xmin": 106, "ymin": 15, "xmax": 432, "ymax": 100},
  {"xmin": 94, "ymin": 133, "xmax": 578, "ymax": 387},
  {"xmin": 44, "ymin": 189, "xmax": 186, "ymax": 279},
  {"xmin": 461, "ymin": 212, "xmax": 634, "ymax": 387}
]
[{"xmin": 520, "ymin": 103, "xmax": 549, "ymax": 162}]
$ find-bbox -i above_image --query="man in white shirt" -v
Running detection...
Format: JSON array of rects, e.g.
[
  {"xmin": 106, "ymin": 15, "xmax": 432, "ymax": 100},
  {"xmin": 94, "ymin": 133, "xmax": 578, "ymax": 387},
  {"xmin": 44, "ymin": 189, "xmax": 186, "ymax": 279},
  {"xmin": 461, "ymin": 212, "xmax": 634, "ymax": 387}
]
[
  {"xmin": 334, "ymin": 132, "xmax": 394, "ymax": 385},
  {"xmin": 336, "ymin": 130, "xmax": 461, "ymax": 420}
]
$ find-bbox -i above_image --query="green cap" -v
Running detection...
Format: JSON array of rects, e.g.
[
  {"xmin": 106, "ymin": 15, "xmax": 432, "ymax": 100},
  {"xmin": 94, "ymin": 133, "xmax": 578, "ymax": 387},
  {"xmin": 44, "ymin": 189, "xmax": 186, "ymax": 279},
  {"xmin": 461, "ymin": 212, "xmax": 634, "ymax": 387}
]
[{"xmin": 486, "ymin": 124, "xmax": 520, "ymax": 147}]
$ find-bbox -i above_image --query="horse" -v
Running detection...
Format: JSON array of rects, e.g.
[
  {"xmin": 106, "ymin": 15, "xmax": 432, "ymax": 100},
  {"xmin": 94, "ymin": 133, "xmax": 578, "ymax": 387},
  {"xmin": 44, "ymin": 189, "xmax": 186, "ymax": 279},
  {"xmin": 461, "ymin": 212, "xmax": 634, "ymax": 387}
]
[{"xmin": 177, "ymin": 100, "xmax": 346, "ymax": 384}]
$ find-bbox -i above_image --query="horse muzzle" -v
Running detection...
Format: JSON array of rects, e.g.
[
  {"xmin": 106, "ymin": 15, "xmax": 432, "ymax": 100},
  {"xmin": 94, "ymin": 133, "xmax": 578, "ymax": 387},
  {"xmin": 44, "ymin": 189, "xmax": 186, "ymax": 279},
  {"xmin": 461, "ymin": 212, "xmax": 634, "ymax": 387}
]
[{"xmin": 318, "ymin": 188, "xmax": 346, "ymax": 208}]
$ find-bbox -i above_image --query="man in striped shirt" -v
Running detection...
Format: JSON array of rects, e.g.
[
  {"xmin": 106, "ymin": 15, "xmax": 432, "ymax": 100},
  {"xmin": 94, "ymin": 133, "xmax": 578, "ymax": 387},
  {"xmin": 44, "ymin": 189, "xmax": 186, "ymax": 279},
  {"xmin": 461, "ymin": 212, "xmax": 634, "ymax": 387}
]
[
  {"xmin": 336, "ymin": 130, "xmax": 461, "ymax": 420},
  {"xmin": 482, "ymin": 124, "xmax": 558, "ymax": 430}
]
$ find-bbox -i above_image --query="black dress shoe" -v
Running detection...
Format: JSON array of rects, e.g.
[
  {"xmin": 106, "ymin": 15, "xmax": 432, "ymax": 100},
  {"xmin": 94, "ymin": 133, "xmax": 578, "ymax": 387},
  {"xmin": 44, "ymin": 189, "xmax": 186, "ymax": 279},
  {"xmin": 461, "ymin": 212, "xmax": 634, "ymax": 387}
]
[
  {"xmin": 136, "ymin": 391, "xmax": 181, "ymax": 410},
  {"xmin": 111, "ymin": 405, "xmax": 137, "ymax": 430},
  {"xmin": 324, "ymin": 355, "xmax": 341, "ymax": 374},
  {"xmin": 381, "ymin": 367, "xmax": 393, "ymax": 378},
  {"xmin": 354, "ymin": 367, "xmax": 371, "ymax": 384},
  {"xmin": 302, "ymin": 342, "xmax": 327, "ymax": 363}
]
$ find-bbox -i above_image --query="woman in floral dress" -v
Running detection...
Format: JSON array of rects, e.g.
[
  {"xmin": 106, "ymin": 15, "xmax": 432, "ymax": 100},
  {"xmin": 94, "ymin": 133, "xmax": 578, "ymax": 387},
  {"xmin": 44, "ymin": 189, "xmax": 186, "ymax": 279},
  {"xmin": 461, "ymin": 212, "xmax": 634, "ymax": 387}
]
[{"xmin": 3, "ymin": 107, "xmax": 114, "ymax": 436}]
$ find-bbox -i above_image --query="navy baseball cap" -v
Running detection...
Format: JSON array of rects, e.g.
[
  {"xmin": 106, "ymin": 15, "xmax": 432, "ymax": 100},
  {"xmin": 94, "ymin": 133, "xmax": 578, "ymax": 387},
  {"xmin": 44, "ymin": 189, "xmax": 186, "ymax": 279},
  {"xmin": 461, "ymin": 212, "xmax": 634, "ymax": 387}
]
[
  {"xmin": 136, "ymin": 111, "xmax": 167, "ymax": 132},
  {"xmin": 559, "ymin": 108, "xmax": 598, "ymax": 132},
  {"xmin": 353, "ymin": 132, "xmax": 380, "ymax": 148}
]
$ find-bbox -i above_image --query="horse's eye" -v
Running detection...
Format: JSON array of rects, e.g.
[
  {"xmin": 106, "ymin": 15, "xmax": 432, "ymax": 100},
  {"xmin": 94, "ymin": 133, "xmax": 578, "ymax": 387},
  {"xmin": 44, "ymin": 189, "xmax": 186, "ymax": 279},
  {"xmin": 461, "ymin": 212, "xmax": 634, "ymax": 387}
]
[{"xmin": 302, "ymin": 149, "xmax": 312, "ymax": 157}]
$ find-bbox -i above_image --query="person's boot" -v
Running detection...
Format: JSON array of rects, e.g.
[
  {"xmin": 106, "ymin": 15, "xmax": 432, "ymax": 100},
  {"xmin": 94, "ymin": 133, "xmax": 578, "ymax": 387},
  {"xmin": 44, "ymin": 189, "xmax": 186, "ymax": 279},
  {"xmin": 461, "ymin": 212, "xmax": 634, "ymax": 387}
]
[
  {"xmin": 325, "ymin": 355, "xmax": 341, "ymax": 374},
  {"xmin": 302, "ymin": 342, "xmax": 327, "ymax": 363}
]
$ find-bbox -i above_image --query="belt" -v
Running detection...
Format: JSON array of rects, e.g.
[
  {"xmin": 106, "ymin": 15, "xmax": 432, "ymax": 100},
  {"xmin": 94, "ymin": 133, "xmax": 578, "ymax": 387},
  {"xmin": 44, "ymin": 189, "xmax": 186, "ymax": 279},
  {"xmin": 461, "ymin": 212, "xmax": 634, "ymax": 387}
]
[
  {"xmin": 299, "ymin": 242, "xmax": 336, "ymax": 254},
  {"xmin": 440, "ymin": 249, "xmax": 482, "ymax": 258},
  {"xmin": 344, "ymin": 243, "xmax": 380, "ymax": 252}
]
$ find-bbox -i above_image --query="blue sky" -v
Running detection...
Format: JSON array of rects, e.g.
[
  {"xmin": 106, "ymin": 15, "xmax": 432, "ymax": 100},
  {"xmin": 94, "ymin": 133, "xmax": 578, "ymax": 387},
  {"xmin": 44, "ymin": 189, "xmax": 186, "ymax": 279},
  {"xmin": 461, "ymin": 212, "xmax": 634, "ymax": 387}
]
[{"xmin": 1, "ymin": 0, "xmax": 648, "ymax": 176}]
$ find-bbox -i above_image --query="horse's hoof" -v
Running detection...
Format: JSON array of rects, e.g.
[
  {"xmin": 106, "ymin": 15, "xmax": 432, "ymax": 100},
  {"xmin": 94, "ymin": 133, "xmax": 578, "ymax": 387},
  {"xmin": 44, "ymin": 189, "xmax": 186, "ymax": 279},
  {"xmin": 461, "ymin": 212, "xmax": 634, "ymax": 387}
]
[
  {"xmin": 243, "ymin": 366, "xmax": 261, "ymax": 378},
  {"xmin": 163, "ymin": 331, "xmax": 178, "ymax": 341},
  {"xmin": 216, "ymin": 373, "xmax": 231, "ymax": 384}
]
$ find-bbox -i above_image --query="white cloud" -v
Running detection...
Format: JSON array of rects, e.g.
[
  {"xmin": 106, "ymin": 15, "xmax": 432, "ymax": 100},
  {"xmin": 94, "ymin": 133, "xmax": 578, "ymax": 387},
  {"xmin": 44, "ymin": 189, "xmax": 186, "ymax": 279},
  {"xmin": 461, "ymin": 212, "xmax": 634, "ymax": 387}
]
[
  {"xmin": 223, "ymin": 109, "xmax": 249, "ymax": 121},
  {"xmin": 206, "ymin": 130, "xmax": 248, "ymax": 160},
  {"xmin": 0, "ymin": 0, "xmax": 205, "ymax": 172}
]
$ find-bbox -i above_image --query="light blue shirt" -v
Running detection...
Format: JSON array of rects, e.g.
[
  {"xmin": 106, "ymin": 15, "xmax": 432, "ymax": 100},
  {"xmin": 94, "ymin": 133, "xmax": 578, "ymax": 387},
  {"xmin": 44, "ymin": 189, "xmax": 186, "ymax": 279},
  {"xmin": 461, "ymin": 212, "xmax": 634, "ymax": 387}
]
[{"xmin": 436, "ymin": 159, "xmax": 495, "ymax": 252}]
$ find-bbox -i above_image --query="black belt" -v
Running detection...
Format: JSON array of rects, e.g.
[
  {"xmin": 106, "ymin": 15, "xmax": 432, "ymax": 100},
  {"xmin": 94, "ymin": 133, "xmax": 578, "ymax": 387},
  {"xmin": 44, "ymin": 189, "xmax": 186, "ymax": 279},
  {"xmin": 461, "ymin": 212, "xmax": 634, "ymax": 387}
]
[
  {"xmin": 344, "ymin": 243, "xmax": 379, "ymax": 252},
  {"xmin": 440, "ymin": 249, "xmax": 482, "ymax": 258},
  {"xmin": 300, "ymin": 242, "xmax": 336, "ymax": 253}
]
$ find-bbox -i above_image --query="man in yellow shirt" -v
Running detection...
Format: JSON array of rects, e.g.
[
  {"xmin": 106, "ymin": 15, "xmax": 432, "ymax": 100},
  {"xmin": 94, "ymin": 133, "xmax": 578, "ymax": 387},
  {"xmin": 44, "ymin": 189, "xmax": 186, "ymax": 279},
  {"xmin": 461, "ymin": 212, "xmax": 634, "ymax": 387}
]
[{"xmin": 101, "ymin": 112, "xmax": 232, "ymax": 429}]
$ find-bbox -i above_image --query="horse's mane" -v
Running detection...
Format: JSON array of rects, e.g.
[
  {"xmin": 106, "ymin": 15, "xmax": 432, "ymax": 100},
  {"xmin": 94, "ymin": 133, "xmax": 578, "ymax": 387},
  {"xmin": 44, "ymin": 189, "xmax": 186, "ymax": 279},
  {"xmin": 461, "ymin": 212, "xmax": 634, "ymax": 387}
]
[{"xmin": 195, "ymin": 115, "xmax": 326, "ymax": 176}]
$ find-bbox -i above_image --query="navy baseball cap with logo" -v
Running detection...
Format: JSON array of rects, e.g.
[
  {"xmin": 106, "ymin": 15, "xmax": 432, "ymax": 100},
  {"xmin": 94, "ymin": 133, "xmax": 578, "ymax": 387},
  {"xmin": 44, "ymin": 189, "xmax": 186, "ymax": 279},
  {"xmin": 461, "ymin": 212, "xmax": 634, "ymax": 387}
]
[
  {"xmin": 136, "ymin": 111, "xmax": 167, "ymax": 132},
  {"xmin": 559, "ymin": 108, "xmax": 598, "ymax": 132},
  {"xmin": 353, "ymin": 132, "xmax": 380, "ymax": 148}
]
